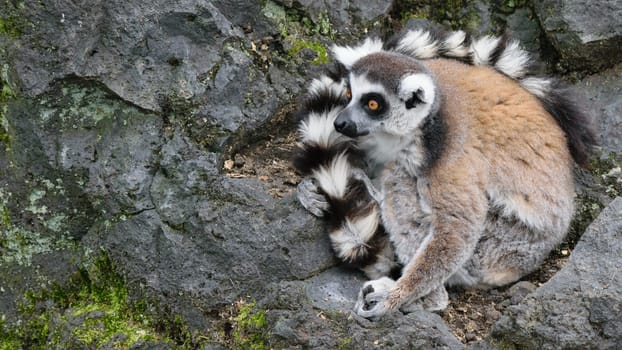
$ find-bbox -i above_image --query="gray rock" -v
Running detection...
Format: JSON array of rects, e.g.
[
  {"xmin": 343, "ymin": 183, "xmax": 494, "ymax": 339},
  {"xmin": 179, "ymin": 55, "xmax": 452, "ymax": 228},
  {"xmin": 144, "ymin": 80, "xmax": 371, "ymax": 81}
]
[
  {"xmin": 534, "ymin": 0, "xmax": 622, "ymax": 72},
  {"xmin": 506, "ymin": 281, "xmax": 537, "ymax": 305},
  {"xmin": 304, "ymin": 267, "xmax": 367, "ymax": 311},
  {"xmin": 268, "ymin": 308, "xmax": 464, "ymax": 349},
  {"xmin": 506, "ymin": 7, "xmax": 544, "ymax": 67},
  {"xmin": 467, "ymin": 340, "xmax": 496, "ymax": 350},
  {"xmin": 466, "ymin": 1, "xmax": 493, "ymax": 36},
  {"xmin": 350, "ymin": 0, "xmax": 394, "ymax": 23},
  {"xmin": 289, "ymin": 0, "xmax": 392, "ymax": 32},
  {"xmin": 7, "ymin": 0, "xmax": 300, "ymax": 146},
  {"xmin": 82, "ymin": 133, "xmax": 337, "ymax": 326},
  {"xmin": 491, "ymin": 197, "xmax": 622, "ymax": 349},
  {"xmin": 262, "ymin": 267, "xmax": 463, "ymax": 349},
  {"xmin": 572, "ymin": 64, "xmax": 622, "ymax": 154}
]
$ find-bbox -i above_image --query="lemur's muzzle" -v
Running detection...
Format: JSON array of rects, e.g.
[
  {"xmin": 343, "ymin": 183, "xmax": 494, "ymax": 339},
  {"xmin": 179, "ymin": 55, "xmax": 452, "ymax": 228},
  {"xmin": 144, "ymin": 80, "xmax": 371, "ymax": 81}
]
[{"xmin": 334, "ymin": 109, "xmax": 369, "ymax": 137}]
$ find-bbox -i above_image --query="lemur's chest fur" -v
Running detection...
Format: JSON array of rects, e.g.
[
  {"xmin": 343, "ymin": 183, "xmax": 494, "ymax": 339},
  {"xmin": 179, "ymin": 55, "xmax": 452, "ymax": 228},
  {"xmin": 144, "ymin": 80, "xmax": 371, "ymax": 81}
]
[{"xmin": 379, "ymin": 163, "xmax": 432, "ymax": 266}]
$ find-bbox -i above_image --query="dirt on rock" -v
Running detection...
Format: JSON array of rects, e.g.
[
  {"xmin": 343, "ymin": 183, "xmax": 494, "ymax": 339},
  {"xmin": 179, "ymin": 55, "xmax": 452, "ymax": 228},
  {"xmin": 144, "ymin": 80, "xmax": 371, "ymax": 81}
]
[
  {"xmin": 224, "ymin": 132, "xmax": 572, "ymax": 344},
  {"xmin": 442, "ymin": 252, "xmax": 569, "ymax": 343},
  {"xmin": 224, "ymin": 130, "xmax": 301, "ymax": 198}
]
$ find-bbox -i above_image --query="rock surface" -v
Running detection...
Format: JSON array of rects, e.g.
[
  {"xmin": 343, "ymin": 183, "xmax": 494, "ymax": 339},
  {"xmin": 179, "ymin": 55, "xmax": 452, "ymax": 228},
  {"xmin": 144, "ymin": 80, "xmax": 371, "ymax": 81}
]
[
  {"xmin": 572, "ymin": 64, "xmax": 622, "ymax": 154},
  {"xmin": 534, "ymin": 0, "xmax": 622, "ymax": 71},
  {"xmin": 491, "ymin": 197, "xmax": 622, "ymax": 349},
  {"xmin": 263, "ymin": 268, "xmax": 463, "ymax": 349}
]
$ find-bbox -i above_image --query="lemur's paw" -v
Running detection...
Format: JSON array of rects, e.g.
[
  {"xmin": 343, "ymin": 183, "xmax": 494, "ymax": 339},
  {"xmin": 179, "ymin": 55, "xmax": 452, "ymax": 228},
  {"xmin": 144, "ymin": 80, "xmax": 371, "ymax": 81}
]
[
  {"xmin": 296, "ymin": 178, "xmax": 329, "ymax": 217},
  {"xmin": 354, "ymin": 277, "xmax": 396, "ymax": 320},
  {"xmin": 350, "ymin": 168, "xmax": 383, "ymax": 203}
]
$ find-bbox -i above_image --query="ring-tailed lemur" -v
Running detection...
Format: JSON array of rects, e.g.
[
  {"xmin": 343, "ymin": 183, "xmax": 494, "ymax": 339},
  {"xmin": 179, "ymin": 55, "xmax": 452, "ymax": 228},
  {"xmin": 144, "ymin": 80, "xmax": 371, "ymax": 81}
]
[{"xmin": 294, "ymin": 27, "xmax": 596, "ymax": 319}]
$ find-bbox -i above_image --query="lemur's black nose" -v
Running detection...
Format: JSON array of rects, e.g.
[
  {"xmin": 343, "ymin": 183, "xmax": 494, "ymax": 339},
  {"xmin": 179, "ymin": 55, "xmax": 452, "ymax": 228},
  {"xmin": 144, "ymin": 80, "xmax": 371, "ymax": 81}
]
[
  {"xmin": 334, "ymin": 110, "xmax": 362, "ymax": 137},
  {"xmin": 334, "ymin": 119, "xmax": 358, "ymax": 137},
  {"xmin": 334, "ymin": 120, "xmax": 347, "ymax": 132}
]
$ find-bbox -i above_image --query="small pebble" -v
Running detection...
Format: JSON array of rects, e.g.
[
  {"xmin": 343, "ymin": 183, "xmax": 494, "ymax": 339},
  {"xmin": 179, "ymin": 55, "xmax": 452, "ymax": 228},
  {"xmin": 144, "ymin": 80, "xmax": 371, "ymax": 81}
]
[{"xmin": 223, "ymin": 159, "xmax": 234, "ymax": 170}]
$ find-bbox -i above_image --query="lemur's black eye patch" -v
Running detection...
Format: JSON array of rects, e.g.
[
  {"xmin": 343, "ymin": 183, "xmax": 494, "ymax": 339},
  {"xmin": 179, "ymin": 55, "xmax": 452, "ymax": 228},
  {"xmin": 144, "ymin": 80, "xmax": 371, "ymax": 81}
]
[{"xmin": 361, "ymin": 93, "xmax": 387, "ymax": 117}]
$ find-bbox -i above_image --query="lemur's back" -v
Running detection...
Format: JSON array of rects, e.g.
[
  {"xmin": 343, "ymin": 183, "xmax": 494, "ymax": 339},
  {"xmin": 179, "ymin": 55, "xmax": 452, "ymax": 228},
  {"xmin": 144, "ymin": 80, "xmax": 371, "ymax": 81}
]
[{"xmin": 424, "ymin": 58, "xmax": 574, "ymax": 235}]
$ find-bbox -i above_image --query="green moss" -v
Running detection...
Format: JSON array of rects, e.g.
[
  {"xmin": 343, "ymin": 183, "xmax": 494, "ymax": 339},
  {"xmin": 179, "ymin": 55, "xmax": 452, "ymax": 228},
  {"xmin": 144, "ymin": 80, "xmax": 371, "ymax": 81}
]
[
  {"xmin": 288, "ymin": 40, "xmax": 330, "ymax": 65},
  {"xmin": 0, "ymin": 64, "xmax": 15, "ymax": 147},
  {"xmin": 0, "ymin": 317, "xmax": 22, "ymax": 350},
  {"xmin": 590, "ymin": 152, "xmax": 622, "ymax": 198},
  {"xmin": 337, "ymin": 336, "xmax": 353, "ymax": 350},
  {"xmin": 400, "ymin": 9, "xmax": 429, "ymax": 23},
  {"xmin": 230, "ymin": 300, "xmax": 269, "ymax": 350},
  {"xmin": 497, "ymin": 0, "xmax": 529, "ymax": 14},
  {"xmin": 0, "ymin": 1, "xmax": 26, "ymax": 39},
  {"xmin": 0, "ymin": 253, "xmax": 204, "ymax": 349},
  {"xmin": 394, "ymin": 0, "xmax": 484, "ymax": 33},
  {"xmin": 490, "ymin": 338, "xmax": 519, "ymax": 350},
  {"xmin": 261, "ymin": 0, "xmax": 334, "ymax": 64},
  {"xmin": 565, "ymin": 193, "xmax": 604, "ymax": 250}
]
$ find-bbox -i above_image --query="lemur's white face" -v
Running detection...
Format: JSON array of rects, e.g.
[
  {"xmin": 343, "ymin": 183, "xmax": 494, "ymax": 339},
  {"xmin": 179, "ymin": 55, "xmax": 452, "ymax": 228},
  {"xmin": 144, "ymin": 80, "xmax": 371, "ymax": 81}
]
[{"xmin": 333, "ymin": 53, "xmax": 438, "ymax": 140}]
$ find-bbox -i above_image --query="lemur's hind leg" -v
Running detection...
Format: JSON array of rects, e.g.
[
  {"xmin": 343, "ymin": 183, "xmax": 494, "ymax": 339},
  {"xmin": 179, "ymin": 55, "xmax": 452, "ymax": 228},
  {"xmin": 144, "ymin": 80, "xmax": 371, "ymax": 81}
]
[{"xmin": 447, "ymin": 214, "xmax": 567, "ymax": 289}]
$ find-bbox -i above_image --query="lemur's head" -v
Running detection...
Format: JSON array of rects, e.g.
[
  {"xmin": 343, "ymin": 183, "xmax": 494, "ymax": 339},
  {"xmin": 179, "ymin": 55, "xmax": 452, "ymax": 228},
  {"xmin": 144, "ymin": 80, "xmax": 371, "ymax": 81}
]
[{"xmin": 334, "ymin": 52, "xmax": 440, "ymax": 139}]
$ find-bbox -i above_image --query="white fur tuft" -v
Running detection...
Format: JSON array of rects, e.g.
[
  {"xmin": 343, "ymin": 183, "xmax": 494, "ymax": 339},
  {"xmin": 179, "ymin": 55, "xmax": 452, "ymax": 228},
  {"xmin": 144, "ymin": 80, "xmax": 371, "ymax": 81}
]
[
  {"xmin": 442, "ymin": 30, "xmax": 470, "ymax": 58},
  {"xmin": 331, "ymin": 207, "xmax": 380, "ymax": 261},
  {"xmin": 348, "ymin": 208, "xmax": 380, "ymax": 243},
  {"xmin": 332, "ymin": 37, "xmax": 384, "ymax": 69},
  {"xmin": 396, "ymin": 29, "xmax": 439, "ymax": 59},
  {"xmin": 471, "ymin": 35, "xmax": 501, "ymax": 66},
  {"xmin": 308, "ymin": 75, "xmax": 345, "ymax": 98},
  {"xmin": 495, "ymin": 40, "xmax": 531, "ymax": 79},
  {"xmin": 519, "ymin": 77, "xmax": 552, "ymax": 99},
  {"xmin": 313, "ymin": 153, "xmax": 351, "ymax": 199},
  {"xmin": 299, "ymin": 109, "xmax": 348, "ymax": 148}
]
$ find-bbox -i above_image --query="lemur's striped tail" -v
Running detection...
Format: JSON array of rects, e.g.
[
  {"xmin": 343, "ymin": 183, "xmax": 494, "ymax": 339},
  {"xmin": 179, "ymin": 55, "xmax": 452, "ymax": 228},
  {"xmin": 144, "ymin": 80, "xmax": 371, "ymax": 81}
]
[{"xmin": 293, "ymin": 73, "xmax": 398, "ymax": 279}]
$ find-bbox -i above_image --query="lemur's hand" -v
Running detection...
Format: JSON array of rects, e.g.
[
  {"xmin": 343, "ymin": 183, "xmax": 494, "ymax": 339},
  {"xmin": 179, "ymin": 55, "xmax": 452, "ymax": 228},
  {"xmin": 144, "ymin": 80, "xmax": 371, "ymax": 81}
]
[
  {"xmin": 296, "ymin": 177, "xmax": 329, "ymax": 217},
  {"xmin": 354, "ymin": 277, "xmax": 396, "ymax": 321},
  {"xmin": 350, "ymin": 168, "xmax": 383, "ymax": 203}
]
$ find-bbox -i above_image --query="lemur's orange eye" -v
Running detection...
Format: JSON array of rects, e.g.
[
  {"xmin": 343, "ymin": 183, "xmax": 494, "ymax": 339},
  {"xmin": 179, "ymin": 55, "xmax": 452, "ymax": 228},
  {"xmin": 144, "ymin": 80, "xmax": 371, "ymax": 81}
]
[
  {"xmin": 345, "ymin": 88, "xmax": 352, "ymax": 100},
  {"xmin": 367, "ymin": 99, "xmax": 379, "ymax": 111}
]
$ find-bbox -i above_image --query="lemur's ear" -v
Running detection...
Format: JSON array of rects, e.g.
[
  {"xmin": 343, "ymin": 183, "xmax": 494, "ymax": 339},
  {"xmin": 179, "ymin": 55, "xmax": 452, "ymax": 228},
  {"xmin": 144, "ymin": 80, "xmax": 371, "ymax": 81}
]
[{"xmin": 398, "ymin": 73, "xmax": 436, "ymax": 110}]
